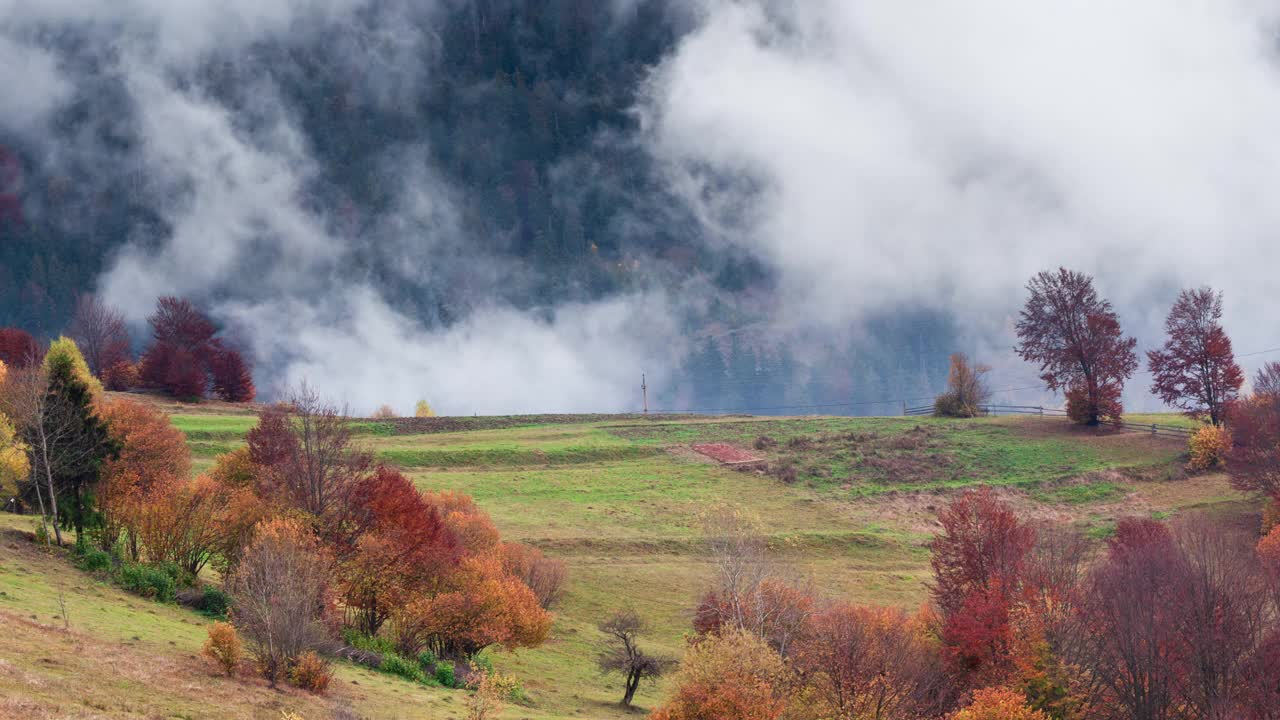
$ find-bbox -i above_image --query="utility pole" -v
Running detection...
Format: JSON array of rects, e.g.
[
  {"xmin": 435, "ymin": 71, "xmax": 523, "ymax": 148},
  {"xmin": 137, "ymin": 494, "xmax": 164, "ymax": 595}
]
[{"xmin": 642, "ymin": 374, "xmax": 648, "ymax": 414}]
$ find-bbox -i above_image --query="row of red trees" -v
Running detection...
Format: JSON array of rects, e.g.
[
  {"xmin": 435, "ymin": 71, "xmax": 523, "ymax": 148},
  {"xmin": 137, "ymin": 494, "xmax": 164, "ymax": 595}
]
[
  {"xmin": 652, "ymin": 490, "xmax": 1280, "ymax": 720},
  {"xmin": 0, "ymin": 294, "xmax": 254, "ymax": 402},
  {"xmin": 1015, "ymin": 269, "xmax": 1245, "ymax": 426}
]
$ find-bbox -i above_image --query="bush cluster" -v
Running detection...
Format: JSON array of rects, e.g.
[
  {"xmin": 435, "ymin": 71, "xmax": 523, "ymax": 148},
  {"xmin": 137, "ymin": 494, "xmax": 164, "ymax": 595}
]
[
  {"xmin": 1188, "ymin": 424, "xmax": 1231, "ymax": 470},
  {"xmin": 117, "ymin": 563, "xmax": 177, "ymax": 602},
  {"xmin": 202, "ymin": 621, "xmax": 242, "ymax": 677},
  {"xmin": 288, "ymin": 651, "xmax": 332, "ymax": 694}
]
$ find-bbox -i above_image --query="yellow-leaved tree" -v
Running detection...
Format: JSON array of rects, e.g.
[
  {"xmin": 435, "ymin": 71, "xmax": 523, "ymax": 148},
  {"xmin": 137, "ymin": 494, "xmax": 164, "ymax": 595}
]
[
  {"xmin": 0, "ymin": 358, "xmax": 29, "ymax": 499},
  {"xmin": 0, "ymin": 412, "xmax": 28, "ymax": 500},
  {"xmin": 44, "ymin": 336, "xmax": 103, "ymax": 397},
  {"xmin": 0, "ymin": 359, "xmax": 30, "ymax": 502},
  {"xmin": 415, "ymin": 399, "xmax": 436, "ymax": 418}
]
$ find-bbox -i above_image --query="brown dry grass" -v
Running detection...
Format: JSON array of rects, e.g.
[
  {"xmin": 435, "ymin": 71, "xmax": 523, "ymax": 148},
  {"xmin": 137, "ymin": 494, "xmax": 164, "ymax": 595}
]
[{"xmin": 0, "ymin": 610, "xmax": 345, "ymax": 719}]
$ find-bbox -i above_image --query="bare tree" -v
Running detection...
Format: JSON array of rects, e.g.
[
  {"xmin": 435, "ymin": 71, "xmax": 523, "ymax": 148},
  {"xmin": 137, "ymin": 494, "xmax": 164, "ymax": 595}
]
[
  {"xmin": 696, "ymin": 505, "xmax": 814, "ymax": 655},
  {"xmin": 249, "ymin": 382, "xmax": 372, "ymax": 550},
  {"xmin": 68, "ymin": 294, "xmax": 130, "ymax": 376},
  {"xmin": 597, "ymin": 608, "xmax": 671, "ymax": 707},
  {"xmin": 228, "ymin": 518, "xmax": 332, "ymax": 687},
  {"xmin": 1171, "ymin": 515, "xmax": 1271, "ymax": 719},
  {"xmin": 1255, "ymin": 362, "xmax": 1280, "ymax": 399}
]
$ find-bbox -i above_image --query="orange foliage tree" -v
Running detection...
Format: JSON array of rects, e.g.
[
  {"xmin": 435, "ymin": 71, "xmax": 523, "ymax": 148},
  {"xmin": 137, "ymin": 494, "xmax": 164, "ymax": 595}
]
[
  {"xmin": 423, "ymin": 489, "xmax": 503, "ymax": 553},
  {"xmin": 390, "ymin": 553, "xmax": 552, "ymax": 658},
  {"xmin": 133, "ymin": 474, "xmax": 261, "ymax": 575},
  {"xmin": 650, "ymin": 630, "xmax": 792, "ymax": 720},
  {"xmin": 792, "ymin": 603, "xmax": 947, "ymax": 720},
  {"xmin": 340, "ymin": 467, "xmax": 461, "ymax": 635},
  {"xmin": 952, "ymin": 687, "xmax": 1050, "ymax": 720},
  {"xmin": 95, "ymin": 397, "xmax": 192, "ymax": 553}
]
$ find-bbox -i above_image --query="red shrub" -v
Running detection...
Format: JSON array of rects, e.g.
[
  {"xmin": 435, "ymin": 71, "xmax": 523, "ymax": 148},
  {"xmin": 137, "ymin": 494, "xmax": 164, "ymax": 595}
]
[
  {"xmin": 101, "ymin": 359, "xmax": 139, "ymax": 391},
  {"xmin": 0, "ymin": 327, "xmax": 39, "ymax": 368},
  {"xmin": 941, "ymin": 585, "xmax": 1016, "ymax": 684},
  {"xmin": 930, "ymin": 487, "xmax": 1034, "ymax": 617}
]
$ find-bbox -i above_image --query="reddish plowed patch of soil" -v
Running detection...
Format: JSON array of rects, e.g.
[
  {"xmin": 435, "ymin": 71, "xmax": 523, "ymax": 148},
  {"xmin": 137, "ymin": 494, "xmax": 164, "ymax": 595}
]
[{"xmin": 692, "ymin": 443, "xmax": 762, "ymax": 464}]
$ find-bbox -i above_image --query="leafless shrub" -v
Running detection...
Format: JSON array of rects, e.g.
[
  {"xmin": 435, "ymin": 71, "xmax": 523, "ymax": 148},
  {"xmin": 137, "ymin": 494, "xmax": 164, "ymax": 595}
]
[{"xmin": 227, "ymin": 519, "xmax": 333, "ymax": 687}]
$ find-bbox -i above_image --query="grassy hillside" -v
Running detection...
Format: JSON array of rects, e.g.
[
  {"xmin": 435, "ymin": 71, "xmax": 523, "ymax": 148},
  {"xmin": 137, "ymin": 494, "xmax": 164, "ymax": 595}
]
[{"xmin": 0, "ymin": 405, "xmax": 1251, "ymax": 718}]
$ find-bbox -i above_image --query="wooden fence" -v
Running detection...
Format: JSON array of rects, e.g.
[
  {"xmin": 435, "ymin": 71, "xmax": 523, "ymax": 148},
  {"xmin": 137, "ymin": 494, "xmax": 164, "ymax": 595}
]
[{"xmin": 903, "ymin": 403, "xmax": 1197, "ymax": 439}]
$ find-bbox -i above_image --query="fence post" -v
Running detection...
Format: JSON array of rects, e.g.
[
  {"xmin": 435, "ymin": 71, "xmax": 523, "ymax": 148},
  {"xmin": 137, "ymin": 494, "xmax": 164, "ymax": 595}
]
[
  {"xmin": 1151, "ymin": 423, "xmax": 1157, "ymax": 436},
  {"xmin": 1038, "ymin": 406, "xmax": 1044, "ymax": 417}
]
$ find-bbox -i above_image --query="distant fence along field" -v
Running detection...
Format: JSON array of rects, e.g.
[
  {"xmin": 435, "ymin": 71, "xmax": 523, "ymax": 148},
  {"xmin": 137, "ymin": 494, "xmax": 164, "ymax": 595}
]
[{"xmin": 903, "ymin": 403, "xmax": 1196, "ymax": 439}]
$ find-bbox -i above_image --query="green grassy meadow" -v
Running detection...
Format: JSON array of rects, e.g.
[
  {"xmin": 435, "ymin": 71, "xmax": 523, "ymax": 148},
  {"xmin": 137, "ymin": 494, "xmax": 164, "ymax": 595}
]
[{"xmin": 0, "ymin": 405, "xmax": 1252, "ymax": 719}]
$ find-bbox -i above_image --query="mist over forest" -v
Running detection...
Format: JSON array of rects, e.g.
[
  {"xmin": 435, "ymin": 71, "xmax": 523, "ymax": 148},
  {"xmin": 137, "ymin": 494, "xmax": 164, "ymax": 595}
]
[{"xmin": 3, "ymin": 0, "xmax": 1280, "ymax": 415}]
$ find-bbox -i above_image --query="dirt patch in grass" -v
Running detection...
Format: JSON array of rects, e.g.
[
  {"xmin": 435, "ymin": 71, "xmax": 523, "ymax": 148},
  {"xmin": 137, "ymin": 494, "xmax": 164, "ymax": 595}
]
[
  {"xmin": 691, "ymin": 443, "xmax": 763, "ymax": 464},
  {"xmin": 756, "ymin": 425, "xmax": 967, "ymax": 488}
]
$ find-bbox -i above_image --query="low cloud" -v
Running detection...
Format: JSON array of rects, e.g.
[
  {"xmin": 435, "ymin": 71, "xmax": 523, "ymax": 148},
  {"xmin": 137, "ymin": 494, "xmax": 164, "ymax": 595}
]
[{"xmin": 641, "ymin": 0, "xmax": 1280, "ymax": 388}]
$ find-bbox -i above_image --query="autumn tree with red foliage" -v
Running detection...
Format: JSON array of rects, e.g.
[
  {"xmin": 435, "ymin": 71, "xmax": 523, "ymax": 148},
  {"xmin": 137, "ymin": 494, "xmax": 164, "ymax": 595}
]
[
  {"xmin": 1067, "ymin": 515, "xmax": 1276, "ymax": 720},
  {"xmin": 207, "ymin": 341, "xmax": 255, "ymax": 402},
  {"xmin": 1015, "ymin": 268, "xmax": 1138, "ymax": 425},
  {"xmin": 138, "ymin": 296, "xmax": 254, "ymax": 401},
  {"xmin": 94, "ymin": 397, "xmax": 192, "ymax": 553},
  {"xmin": 1147, "ymin": 288, "xmax": 1243, "ymax": 425},
  {"xmin": 930, "ymin": 487, "xmax": 1034, "ymax": 618},
  {"xmin": 0, "ymin": 327, "xmax": 39, "ymax": 368},
  {"xmin": 69, "ymin": 294, "xmax": 130, "ymax": 377},
  {"xmin": 149, "ymin": 295, "xmax": 216, "ymax": 350},
  {"xmin": 340, "ymin": 466, "xmax": 461, "ymax": 635},
  {"xmin": 139, "ymin": 297, "xmax": 216, "ymax": 396},
  {"xmin": 246, "ymin": 385, "xmax": 373, "ymax": 548},
  {"xmin": 929, "ymin": 488, "xmax": 1036, "ymax": 689},
  {"xmin": 1227, "ymin": 394, "xmax": 1280, "ymax": 502}
]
